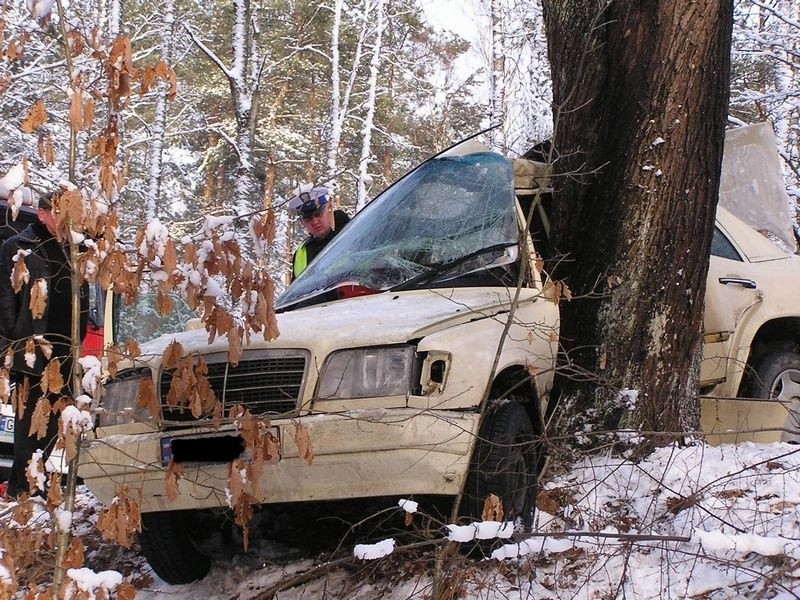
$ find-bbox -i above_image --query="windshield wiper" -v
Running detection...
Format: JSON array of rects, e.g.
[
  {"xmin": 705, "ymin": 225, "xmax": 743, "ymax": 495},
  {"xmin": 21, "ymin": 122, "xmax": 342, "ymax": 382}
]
[{"xmin": 390, "ymin": 242, "xmax": 517, "ymax": 292}]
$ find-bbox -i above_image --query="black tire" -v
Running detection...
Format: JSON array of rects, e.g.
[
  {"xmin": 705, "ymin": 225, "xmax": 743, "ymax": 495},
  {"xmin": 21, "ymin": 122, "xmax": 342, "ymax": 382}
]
[
  {"xmin": 748, "ymin": 351, "xmax": 800, "ymax": 443},
  {"xmin": 139, "ymin": 510, "xmax": 212, "ymax": 584},
  {"xmin": 462, "ymin": 401, "xmax": 539, "ymax": 527}
]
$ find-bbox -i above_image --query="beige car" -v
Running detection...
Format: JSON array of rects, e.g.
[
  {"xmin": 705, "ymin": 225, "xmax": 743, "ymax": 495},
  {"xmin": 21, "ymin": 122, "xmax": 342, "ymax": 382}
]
[{"xmin": 78, "ymin": 127, "xmax": 799, "ymax": 584}]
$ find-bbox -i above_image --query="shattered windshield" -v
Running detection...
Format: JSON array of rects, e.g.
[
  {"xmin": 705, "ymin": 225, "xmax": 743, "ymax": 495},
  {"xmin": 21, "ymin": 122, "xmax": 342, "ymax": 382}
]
[{"xmin": 276, "ymin": 151, "xmax": 517, "ymax": 310}]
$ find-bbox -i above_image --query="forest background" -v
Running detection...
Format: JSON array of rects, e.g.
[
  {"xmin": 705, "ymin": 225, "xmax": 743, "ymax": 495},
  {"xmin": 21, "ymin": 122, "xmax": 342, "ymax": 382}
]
[{"xmin": 2, "ymin": 0, "xmax": 798, "ymax": 292}]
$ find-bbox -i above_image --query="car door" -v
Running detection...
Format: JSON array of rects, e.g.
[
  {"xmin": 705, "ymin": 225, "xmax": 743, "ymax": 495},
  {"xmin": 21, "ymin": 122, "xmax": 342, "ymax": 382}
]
[{"xmin": 701, "ymin": 224, "xmax": 763, "ymax": 391}]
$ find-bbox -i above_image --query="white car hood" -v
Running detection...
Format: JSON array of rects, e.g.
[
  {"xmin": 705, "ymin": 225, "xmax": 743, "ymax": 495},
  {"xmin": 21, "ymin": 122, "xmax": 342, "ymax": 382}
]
[{"xmin": 137, "ymin": 287, "xmax": 538, "ymax": 361}]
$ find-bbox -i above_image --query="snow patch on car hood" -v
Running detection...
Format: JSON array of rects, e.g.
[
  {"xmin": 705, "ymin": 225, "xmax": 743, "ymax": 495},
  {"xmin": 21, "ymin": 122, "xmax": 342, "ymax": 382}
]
[{"xmin": 136, "ymin": 288, "xmax": 538, "ymax": 361}]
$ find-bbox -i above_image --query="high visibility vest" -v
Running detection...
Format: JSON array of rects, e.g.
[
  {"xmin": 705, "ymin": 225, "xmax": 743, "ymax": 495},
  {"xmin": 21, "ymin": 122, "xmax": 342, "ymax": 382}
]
[{"xmin": 293, "ymin": 241, "xmax": 308, "ymax": 279}]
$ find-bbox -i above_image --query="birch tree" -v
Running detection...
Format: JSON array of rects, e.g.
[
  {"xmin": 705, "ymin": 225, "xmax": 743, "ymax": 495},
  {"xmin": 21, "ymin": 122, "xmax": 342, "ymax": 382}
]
[
  {"xmin": 326, "ymin": 0, "xmax": 368, "ymax": 195},
  {"xmin": 356, "ymin": 0, "xmax": 385, "ymax": 211},
  {"xmin": 185, "ymin": 0, "xmax": 264, "ymax": 217},
  {"xmin": 489, "ymin": 0, "xmax": 506, "ymax": 151},
  {"xmin": 143, "ymin": 0, "xmax": 177, "ymax": 220}
]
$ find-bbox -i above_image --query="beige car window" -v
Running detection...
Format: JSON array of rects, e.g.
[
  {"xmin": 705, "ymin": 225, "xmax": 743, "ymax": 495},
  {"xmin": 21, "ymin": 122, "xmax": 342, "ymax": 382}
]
[{"xmin": 710, "ymin": 226, "xmax": 742, "ymax": 261}]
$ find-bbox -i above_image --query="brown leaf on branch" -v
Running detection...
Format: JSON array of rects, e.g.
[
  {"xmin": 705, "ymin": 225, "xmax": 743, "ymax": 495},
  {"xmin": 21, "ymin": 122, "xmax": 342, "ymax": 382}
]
[
  {"xmin": 105, "ymin": 346, "xmax": 123, "ymax": 379},
  {"xmin": 46, "ymin": 472, "xmax": 63, "ymax": 510},
  {"xmin": 125, "ymin": 339, "xmax": 141, "ymax": 359},
  {"xmin": 166, "ymin": 359, "xmax": 194, "ymax": 408},
  {"xmin": 69, "ymin": 87, "xmax": 87, "ymax": 131},
  {"xmin": 481, "ymin": 493, "xmax": 504, "ymax": 522},
  {"xmin": 37, "ymin": 132, "xmax": 55, "ymax": 165},
  {"xmin": 20, "ymin": 99, "xmax": 46, "ymax": 133},
  {"xmin": 29, "ymin": 396, "xmax": 51, "ymax": 440},
  {"xmin": 163, "ymin": 238, "xmax": 177, "ymax": 275},
  {"xmin": 139, "ymin": 65, "xmax": 157, "ymax": 96},
  {"xmin": 96, "ymin": 485, "xmax": 141, "ymax": 548},
  {"xmin": 233, "ymin": 406, "xmax": 258, "ymax": 452},
  {"xmin": 116, "ymin": 582, "xmax": 137, "ymax": 600},
  {"xmin": 106, "ymin": 36, "xmax": 133, "ymax": 109},
  {"xmin": 154, "ymin": 60, "xmax": 177, "ymax": 100},
  {"xmin": 252, "ymin": 208, "xmax": 276, "ymax": 246},
  {"xmin": 60, "ymin": 189, "xmax": 84, "ymax": 232},
  {"xmin": 0, "ymin": 369, "xmax": 10, "ymax": 403},
  {"xmin": 13, "ymin": 376, "xmax": 29, "ymax": 417},
  {"xmin": 228, "ymin": 325, "xmax": 243, "ymax": 367},
  {"xmin": 137, "ymin": 376, "xmax": 160, "ymax": 418},
  {"xmin": 294, "ymin": 421, "xmax": 314, "ymax": 465},
  {"xmin": 63, "ymin": 415, "xmax": 80, "ymax": 462},
  {"xmin": 162, "ymin": 340, "xmax": 184, "ymax": 370},
  {"xmin": 40, "ymin": 358, "xmax": 64, "ymax": 395},
  {"xmin": 37, "ymin": 337, "xmax": 52, "ymax": 360},
  {"xmin": 28, "ymin": 278, "xmax": 47, "ymax": 319},
  {"xmin": 156, "ymin": 290, "xmax": 173, "ymax": 317},
  {"xmin": 165, "ymin": 460, "xmax": 182, "ymax": 502},
  {"xmin": 184, "ymin": 241, "xmax": 197, "ymax": 267},
  {"xmin": 61, "ymin": 536, "xmax": 84, "ymax": 569},
  {"xmin": 24, "ymin": 451, "xmax": 45, "ymax": 493},
  {"xmin": 11, "ymin": 254, "xmax": 29, "ymax": 293}
]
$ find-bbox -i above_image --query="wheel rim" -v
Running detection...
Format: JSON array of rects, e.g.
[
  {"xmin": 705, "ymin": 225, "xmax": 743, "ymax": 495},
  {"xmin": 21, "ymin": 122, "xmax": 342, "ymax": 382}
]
[{"xmin": 770, "ymin": 368, "xmax": 800, "ymax": 440}]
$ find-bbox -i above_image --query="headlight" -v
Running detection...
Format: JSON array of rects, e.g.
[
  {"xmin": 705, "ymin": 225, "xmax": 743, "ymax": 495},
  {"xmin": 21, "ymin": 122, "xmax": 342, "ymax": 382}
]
[
  {"xmin": 98, "ymin": 368, "xmax": 153, "ymax": 426},
  {"xmin": 316, "ymin": 346, "xmax": 416, "ymax": 399}
]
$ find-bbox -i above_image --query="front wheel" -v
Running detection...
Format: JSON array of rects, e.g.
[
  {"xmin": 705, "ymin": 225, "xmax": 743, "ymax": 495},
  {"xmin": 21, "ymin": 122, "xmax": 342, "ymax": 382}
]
[
  {"xmin": 748, "ymin": 351, "xmax": 800, "ymax": 443},
  {"xmin": 139, "ymin": 510, "xmax": 212, "ymax": 584},
  {"xmin": 462, "ymin": 401, "xmax": 539, "ymax": 526}
]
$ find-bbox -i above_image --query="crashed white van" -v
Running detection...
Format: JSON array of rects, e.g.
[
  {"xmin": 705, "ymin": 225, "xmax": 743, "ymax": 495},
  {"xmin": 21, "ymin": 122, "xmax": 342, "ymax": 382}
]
[{"xmin": 77, "ymin": 124, "xmax": 800, "ymax": 584}]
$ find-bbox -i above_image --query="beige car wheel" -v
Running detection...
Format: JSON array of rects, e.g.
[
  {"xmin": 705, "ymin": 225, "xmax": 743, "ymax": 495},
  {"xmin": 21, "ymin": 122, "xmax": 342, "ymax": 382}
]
[{"xmin": 751, "ymin": 351, "xmax": 800, "ymax": 444}]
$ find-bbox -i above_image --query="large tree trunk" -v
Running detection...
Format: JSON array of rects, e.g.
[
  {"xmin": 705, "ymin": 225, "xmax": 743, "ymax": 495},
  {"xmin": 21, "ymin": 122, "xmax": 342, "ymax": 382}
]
[{"xmin": 541, "ymin": 1, "xmax": 733, "ymax": 434}]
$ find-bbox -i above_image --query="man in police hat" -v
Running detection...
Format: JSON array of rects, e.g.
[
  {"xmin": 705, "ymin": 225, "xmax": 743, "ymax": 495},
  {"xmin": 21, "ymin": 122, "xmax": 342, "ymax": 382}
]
[{"xmin": 289, "ymin": 187, "xmax": 350, "ymax": 281}]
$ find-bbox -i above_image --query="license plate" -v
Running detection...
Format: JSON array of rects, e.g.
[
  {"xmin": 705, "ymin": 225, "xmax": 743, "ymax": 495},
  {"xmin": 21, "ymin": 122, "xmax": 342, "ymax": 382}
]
[
  {"xmin": 0, "ymin": 415, "xmax": 14, "ymax": 433},
  {"xmin": 160, "ymin": 427, "xmax": 280, "ymax": 468}
]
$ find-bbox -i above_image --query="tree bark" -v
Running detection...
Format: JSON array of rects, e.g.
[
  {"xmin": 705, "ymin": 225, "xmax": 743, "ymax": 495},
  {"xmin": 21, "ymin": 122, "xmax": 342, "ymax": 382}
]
[{"xmin": 541, "ymin": 0, "xmax": 733, "ymax": 433}]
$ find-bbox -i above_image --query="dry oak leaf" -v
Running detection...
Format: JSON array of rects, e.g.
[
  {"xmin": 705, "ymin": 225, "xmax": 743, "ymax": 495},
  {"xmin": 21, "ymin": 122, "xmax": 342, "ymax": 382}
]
[
  {"xmin": 162, "ymin": 238, "xmax": 177, "ymax": 275},
  {"xmin": 40, "ymin": 358, "xmax": 64, "ymax": 395},
  {"xmin": 228, "ymin": 325, "xmax": 243, "ymax": 368},
  {"xmin": 125, "ymin": 339, "xmax": 141, "ymax": 359},
  {"xmin": 62, "ymin": 418, "xmax": 81, "ymax": 462},
  {"xmin": 0, "ymin": 369, "xmax": 10, "ymax": 403},
  {"xmin": 294, "ymin": 421, "xmax": 314, "ymax": 465},
  {"xmin": 20, "ymin": 99, "xmax": 46, "ymax": 133},
  {"xmin": 29, "ymin": 396, "xmax": 52, "ymax": 440},
  {"xmin": 24, "ymin": 451, "xmax": 45, "ymax": 493},
  {"xmin": 11, "ymin": 253, "xmax": 30, "ymax": 293},
  {"xmin": 29, "ymin": 278, "xmax": 47, "ymax": 320},
  {"xmin": 481, "ymin": 493, "xmax": 504, "ymax": 522},
  {"xmin": 13, "ymin": 376, "xmax": 29, "ymax": 417},
  {"xmin": 116, "ymin": 582, "xmax": 137, "ymax": 600},
  {"xmin": 156, "ymin": 289, "xmax": 173, "ymax": 317},
  {"xmin": 37, "ymin": 132, "xmax": 55, "ymax": 165},
  {"xmin": 165, "ymin": 460, "xmax": 183, "ymax": 502},
  {"xmin": 96, "ymin": 486, "xmax": 141, "ymax": 548},
  {"xmin": 46, "ymin": 472, "xmax": 63, "ymax": 511},
  {"xmin": 162, "ymin": 339, "xmax": 184, "ymax": 370},
  {"xmin": 37, "ymin": 336, "xmax": 52, "ymax": 360},
  {"xmin": 137, "ymin": 375, "xmax": 160, "ymax": 418},
  {"xmin": 536, "ymin": 489, "xmax": 561, "ymax": 515},
  {"xmin": 69, "ymin": 87, "xmax": 88, "ymax": 132},
  {"xmin": 61, "ymin": 536, "xmax": 85, "ymax": 570}
]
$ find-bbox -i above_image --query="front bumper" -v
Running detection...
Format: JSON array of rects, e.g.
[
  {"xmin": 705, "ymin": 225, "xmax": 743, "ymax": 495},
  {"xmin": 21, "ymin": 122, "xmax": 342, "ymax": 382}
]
[{"xmin": 78, "ymin": 408, "xmax": 479, "ymax": 513}]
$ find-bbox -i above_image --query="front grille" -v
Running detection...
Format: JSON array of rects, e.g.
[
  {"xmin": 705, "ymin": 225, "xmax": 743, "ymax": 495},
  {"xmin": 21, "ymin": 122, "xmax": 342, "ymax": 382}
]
[{"xmin": 160, "ymin": 349, "xmax": 306, "ymax": 422}]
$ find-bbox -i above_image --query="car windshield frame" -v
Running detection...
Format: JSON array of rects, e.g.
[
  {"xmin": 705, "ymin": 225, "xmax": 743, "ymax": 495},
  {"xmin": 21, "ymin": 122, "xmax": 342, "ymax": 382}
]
[{"xmin": 276, "ymin": 150, "xmax": 519, "ymax": 311}]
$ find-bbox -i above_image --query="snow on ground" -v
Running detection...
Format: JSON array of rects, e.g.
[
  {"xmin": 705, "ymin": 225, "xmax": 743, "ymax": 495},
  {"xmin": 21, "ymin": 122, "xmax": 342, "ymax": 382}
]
[{"xmin": 3, "ymin": 441, "xmax": 800, "ymax": 599}]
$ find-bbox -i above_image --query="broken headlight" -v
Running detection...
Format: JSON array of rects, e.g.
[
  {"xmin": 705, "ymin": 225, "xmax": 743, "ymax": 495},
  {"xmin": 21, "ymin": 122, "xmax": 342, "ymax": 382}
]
[{"xmin": 316, "ymin": 346, "xmax": 416, "ymax": 399}]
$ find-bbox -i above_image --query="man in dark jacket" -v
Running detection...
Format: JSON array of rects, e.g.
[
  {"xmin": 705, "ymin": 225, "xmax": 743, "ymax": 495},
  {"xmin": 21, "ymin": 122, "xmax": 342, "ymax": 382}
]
[
  {"xmin": 0, "ymin": 193, "xmax": 88, "ymax": 497},
  {"xmin": 289, "ymin": 187, "xmax": 350, "ymax": 281}
]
